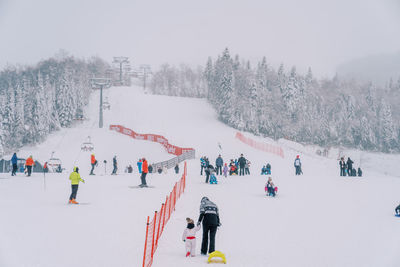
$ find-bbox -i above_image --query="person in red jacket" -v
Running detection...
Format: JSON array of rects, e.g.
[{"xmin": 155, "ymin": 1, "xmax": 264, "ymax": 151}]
[
  {"xmin": 140, "ymin": 158, "xmax": 148, "ymax": 187},
  {"xmin": 25, "ymin": 156, "xmax": 35, "ymax": 177},
  {"xmin": 90, "ymin": 154, "xmax": 97, "ymax": 175}
]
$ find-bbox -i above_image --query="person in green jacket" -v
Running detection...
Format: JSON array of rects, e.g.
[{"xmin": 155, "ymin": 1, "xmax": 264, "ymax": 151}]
[{"xmin": 69, "ymin": 167, "xmax": 85, "ymax": 204}]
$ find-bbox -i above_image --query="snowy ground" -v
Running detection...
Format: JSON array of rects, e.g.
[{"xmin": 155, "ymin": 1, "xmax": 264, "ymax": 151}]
[{"xmin": 1, "ymin": 85, "xmax": 400, "ymax": 267}]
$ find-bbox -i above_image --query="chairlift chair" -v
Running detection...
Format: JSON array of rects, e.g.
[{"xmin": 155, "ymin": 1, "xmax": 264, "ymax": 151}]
[
  {"xmin": 48, "ymin": 152, "xmax": 63, "ymax": 173},
  {"xmin": 81, "ymin": 136, "xmax": 94, "ymax": 151}
]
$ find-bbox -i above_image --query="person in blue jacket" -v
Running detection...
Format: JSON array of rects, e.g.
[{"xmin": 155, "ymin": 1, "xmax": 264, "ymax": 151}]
[
  {"xmin": 215, "ymin": 155, "xmax": 223, "ymax": 175},
  {"xmin": 11, "ymin": 153, "xmax": 18, "ymax": 176},
  {"xmin": 137, "ymin": 159, "xmax": 143, "ymax": 174}
]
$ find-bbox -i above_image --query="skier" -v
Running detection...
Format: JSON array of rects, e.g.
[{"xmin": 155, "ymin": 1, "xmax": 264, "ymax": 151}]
[
  {"xmin": 346, "ymin": 157, "xmax": 354, "ymax": 176},
  {"xmin": 90, "ymin": 154, "xmax": 97, "ymax": 175},
  {"xmin": 175, "ymin": 164, "xmax": 179, "ymax": 174},
  {"xmin": 25, "ymin": 156, "xmax": 35, "ymax": 177},
  {"xmin": 396, "ymin": 204, "xmax": 400, "ymax": 216},
  {"xmin": 197, "ymin": 197, "xmax": 221, "ymax": 255},
  {"xmin": 238, "ymin": 154, "xmax": 246, "ymax": 176},
  {"xmin": 339, "ymin": 157, "xmax": 346, "ymax": 176},
  {"xmin": 215, "ymin": 155, "xmax": 223, "ymax": 175},
  {"xmin": 222, "ymin": 163, "xmax": 228, "ymax": 178},
  {"xmin": 11, "ymin": 153, "xmax": 18, "ymax": 176},
  {"xmin": 182, "ymin": 218, "xmax": 201, "ymax": 257},
  {"xmin": 111, "ymin": 156, "xmax": 117, "ymax": 175},
  {"xmin": 245, "ymin": 160, "xmax": 251, "ymax": 175},
  {"xmin": 68, "ymin": 167, "xmax": 85, "ymax": 204},
  {"xmin": 137, "ymin": 159, "xmax": 142, "ymax": 174},
  {"xmin": 139, "ymin": 158, "xmax": 148, "ymax": 187},
  {"xmin": 294, "ymin": 155, "xmax": 302, "ymax": 175}
]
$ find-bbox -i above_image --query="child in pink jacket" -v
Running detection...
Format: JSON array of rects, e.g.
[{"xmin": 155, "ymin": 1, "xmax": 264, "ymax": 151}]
[{"xmin": 182, "ymin": 217, "xmax": 201, "ymax": 257}]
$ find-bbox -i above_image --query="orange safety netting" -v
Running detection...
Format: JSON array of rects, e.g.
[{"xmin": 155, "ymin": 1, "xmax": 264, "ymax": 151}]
[
  {"xmin": 235, "ymin": 132, "xmax": 284, "ymax": 158},
  {"xmin": 142, "ymin": 162, "xmax": 187, "ymax": 267}
]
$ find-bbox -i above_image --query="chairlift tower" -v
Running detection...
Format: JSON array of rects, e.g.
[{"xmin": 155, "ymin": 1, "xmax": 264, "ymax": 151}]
[
  {"xmin": 113, "ymin": 57, "xmax": 130, "ymax": 85},
  {"xmin": 139, "ymin": 64, "xmax": 152, "ymax": 92},
  {"xmin": 90, "ymin": 78, "xmax": 111, "ymax": 128}
]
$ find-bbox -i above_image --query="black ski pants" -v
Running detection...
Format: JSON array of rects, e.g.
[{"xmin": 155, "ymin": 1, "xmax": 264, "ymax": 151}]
[
  {"xmin": 295, "ymin": 166, "xmax": 301, "ymax": 175},
  {"xmin": 12, "ymin": 164, "xmax": 17, "ymax": 176},
  {"xmin": 245, "ymin": 168, "xmax": 250, "ymax": 175},
  {"xmin": 112, "ymin": 165, "xmax": 117, "ymax": 175},
  {"xmin": 200, "ymin": 165, "xmax": 204, "ymax": 175},
  {"xmin": 340, "ymin": 167, "xmax": 346, "ymax": 176},
  {"xmin": 216, "ymin": 166, "xmax": 222, "ymax": 175},
  {"xmin": 70, "ymin": 184, "xmax": 79, "ymax": 200},
  {"xmin": 201, "ymin": 224, "xmax": 218, "ymax": 254},
  {"xmin": 141, "ymin": 172, "xmax": 147, "ymax": 185},
  {"xmin": 239, "ymin": 166, "xmax": 245, "ymax": 176},
  {"xmin": 90, "ymin": 164, "xmax": 95, "ymax": 175},
  {"xmin": 27, "ymin": 166, "xmax": 32, "ymax": 176},
  {"xmin": 205, "ymin": 173, "xmax": 210, "ymax": 183}
]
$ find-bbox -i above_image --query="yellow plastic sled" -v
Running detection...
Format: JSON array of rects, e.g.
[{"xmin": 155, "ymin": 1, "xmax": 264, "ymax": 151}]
[{"xmin": 207, "ymin": 251, "xmax": 227, "ymax": 264}]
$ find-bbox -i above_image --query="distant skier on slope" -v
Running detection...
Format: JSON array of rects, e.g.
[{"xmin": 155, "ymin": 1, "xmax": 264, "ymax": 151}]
[
  {"xmin": 339, "ymin": 157, "xmax": 346, "ymax": 176},
  {"xmin": 197, "ymin": 197, "xmax": 221, "ymax": 255},
  {"xmin": 11, "ymin": 153, "xmax": 18, "ymax": 176},
  {"xmin": 175, "ymin": 164, "xmax": 179, "ymax": 174},
  {"xmin": 215, "ymin": 155, "xmax": 223, "ymax": 175},
  {"xmin": 90, "ymin": 154, "xmax": 97, "ymax": 175},
  {"xmin": 25, "ymin": 156, "xmax": 35, "ymax": 177},
  {"xmin": 294, "ymin": 155, "xmax": 302, "ymax": 175},
  {"xmin": 68, "ymin": 167, "xmax": 85, "ymax": 204},
  {"xmin": 182, "ymin": 217, "xmax": 201, "ymax": 257},
  {"xmin": 238, "ymin": 154, "xmax": 246, "ymax": 176},
  {"xmin": 346, "ymin": 157, "xmax": 354, "ymax": 176},
  {"xmin": 111, "ymin": 156, "xmax": 117, "ymax": 175},
  {"xmin": 139, "ymin": 158, "xmax": 148, "ymax": 187}
]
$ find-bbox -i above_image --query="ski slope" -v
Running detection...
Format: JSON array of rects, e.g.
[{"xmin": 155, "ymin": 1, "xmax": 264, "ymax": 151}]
[{"xmin": 1, "ymin": 85, "xmax": 400, "ymax": 267}]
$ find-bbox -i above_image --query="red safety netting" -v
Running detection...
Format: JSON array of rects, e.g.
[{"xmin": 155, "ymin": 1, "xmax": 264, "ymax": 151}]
[
  {"xmin": 109, "ymin": 125, "xmax": 194, "ymax": 156},
  {"xmin": 235, "ymin": 132, "xmax": 284, "ymax": 158},
  {"xmin": 142, "ymin": 162, "xmax": 187, "ymax": 267}
]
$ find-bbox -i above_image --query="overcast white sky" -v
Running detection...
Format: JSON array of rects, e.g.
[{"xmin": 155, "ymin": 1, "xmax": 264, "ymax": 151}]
[{"xmin": 0, "ymin": 0, "xmax": 399, "ymax": 77}]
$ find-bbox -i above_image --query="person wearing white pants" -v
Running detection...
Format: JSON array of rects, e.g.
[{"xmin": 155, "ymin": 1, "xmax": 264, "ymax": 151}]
[{"xmin": 182, "ymin": 218, "xmax": 201, "ymax": 257}]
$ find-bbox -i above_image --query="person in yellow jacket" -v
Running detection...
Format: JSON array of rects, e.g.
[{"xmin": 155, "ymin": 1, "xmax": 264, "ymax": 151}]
[{"xmin": 69, "ymin": 167, "xmax": 85, "ymax": 204}]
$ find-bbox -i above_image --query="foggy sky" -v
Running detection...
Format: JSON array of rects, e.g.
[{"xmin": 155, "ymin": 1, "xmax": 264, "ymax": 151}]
[{"xmin": 0, "ymin": 0, "xmax": 399, "ymax": 77}]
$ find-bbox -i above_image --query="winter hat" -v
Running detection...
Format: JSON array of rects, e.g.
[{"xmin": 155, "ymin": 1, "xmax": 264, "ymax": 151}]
[{"xmin": 296, "ymin": 155, "xmax": 299, "ymax": 158}]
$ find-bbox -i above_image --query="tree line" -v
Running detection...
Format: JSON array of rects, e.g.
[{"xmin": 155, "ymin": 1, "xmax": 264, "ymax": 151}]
[{"xmin": 150, "ymin": 48, "xmax": 400, "ymax": 153}]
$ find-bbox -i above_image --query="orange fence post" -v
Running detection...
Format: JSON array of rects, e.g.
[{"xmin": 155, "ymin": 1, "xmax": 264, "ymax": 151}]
[
  {"xmin": 155, "ymin": 204, "xmax": 164, "ymax": 248},
  {"xmin": 142, "ymin": 216, "xmax": 150, "ymax": 267},
  {"xmin": 150, "ymin": 211, "xmax": 157, "ymax": 262}
]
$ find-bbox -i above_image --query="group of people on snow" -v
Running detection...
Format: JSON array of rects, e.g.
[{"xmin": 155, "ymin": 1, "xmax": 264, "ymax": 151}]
[
  {"xmin": 10, "ymin": 153, "xmax": 35, "ymax": 177},
  {"xmin": 261, "ymin": 163, "xmax": 271, "ymax": 175},
  {"xmin": 339, "ymin": 157, "xmax": 362, "ymax": 177}
]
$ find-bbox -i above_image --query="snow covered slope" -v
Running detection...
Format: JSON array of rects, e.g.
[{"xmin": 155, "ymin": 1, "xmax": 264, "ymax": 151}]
[{"xmin": 1, "ymin": 85, "xmax": 400, "ymax": 267}]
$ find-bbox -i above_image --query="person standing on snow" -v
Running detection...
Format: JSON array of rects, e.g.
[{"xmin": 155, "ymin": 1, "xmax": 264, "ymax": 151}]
[
  {"xmin": 90, "ymin": 154, "xmax": 97, "ymax": 175},
  {"xmin": 215, "ymin": 155, "xmax": 223, "ymax": 175},
  {"xmin": 111, "ymin": 156, "xmax": 118, "ymax": 175},
  {"xmin": 339, "ymin": 157, "xmax": 346, "ymax": 176},
  {"xmin": 238, "ymin": 154, "xmax": 246, "ymax": 176},
  {"xmin": 139, "ymin": 158, "xmax": 148, "ymax": 187},
  {"xmin": 346, "ymin": 157, "xmax": 354, "ymax": 176},
  {"xmin": 69, "ymin": 167, "xmax": 85, "ymax": 204},
  {"xmin": 137, "ymin": 159, "xmax": 142, "ymax": 174},
  {"xmin": 11, "ymin": 153, "xmax": 18, "ymax": 176},
  {"xmin": 197, "ymin": 197, "xmax": 221, "ymax": 255},
  {"xmin": 25, "ymin": 156, "xmax": 35, "ymax": 177},
  {"xmin": 182, "ymin": 217, "xmax": 201, "ymax": 257},
  {"xmin": 245, "ymin": 160, "xmax": 251, "ymax": 175},
  {"xmin": 223, "ymin": 163, "xmax": 228, "ymax": 178},
  {"xmin": 294, "ymin": 155, "xmax": 302, "ymax": 175},
  {"xmin": 396, "ymin": 204, "xmax": 400, "ymax": 216}
]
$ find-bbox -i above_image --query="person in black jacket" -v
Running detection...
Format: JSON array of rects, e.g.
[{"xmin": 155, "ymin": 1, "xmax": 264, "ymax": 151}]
[
  {"xmin": 238, "ymin": 154, "xmax": 246, "ymax": 176},
  {"xmin": 396, "ymin": 204, "xmax": 400, "ymax": 216},
  {"xmin": 204, "ymin": 164, "xmax": 214, "ymax": 183},
  {"xmin": 339, "ymin": 157, "xmax": 346, "ymax": 176},
  {"xmin": 346, "ymin": 157, "xmax": 354, "ymax": 176},
  {"xmin": 197, "ymin": 197, "xmax": 220, "ymax": 255},
  {"xmin": 111, "ymin": 156, "xmax": 117, "ymax": 175},
  {"xmin": 175, "ymin": 164, "xmax": 179, "ymax": 174}
]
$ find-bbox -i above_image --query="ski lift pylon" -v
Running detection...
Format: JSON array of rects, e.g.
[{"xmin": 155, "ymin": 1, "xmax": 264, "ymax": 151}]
[{"xmin": 81, "ymin": 136, "xmax": 94, "ymax": 152}]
